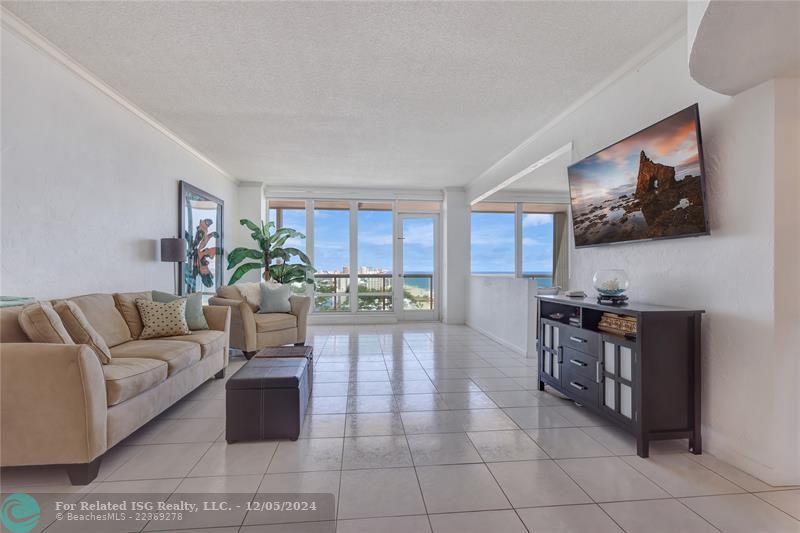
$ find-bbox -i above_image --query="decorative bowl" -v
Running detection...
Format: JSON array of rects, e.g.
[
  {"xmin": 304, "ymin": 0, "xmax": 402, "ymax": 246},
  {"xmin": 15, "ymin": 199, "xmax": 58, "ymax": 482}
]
[{"xmin": 593, "ymin": 269, "xmax": 630, "ymax": 296}]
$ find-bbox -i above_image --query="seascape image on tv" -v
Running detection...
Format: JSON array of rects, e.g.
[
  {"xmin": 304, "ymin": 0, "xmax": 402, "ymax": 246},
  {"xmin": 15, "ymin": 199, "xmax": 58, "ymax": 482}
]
[{"xmin": 568, "ymin": 105, "xmax": 707, "ymax": 247}]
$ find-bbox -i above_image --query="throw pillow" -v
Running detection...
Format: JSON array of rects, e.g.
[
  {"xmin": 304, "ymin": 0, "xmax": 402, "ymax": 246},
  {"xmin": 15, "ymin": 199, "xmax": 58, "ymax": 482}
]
[
  {"xmin": 236, "ymin": 282, "xmax": 262, "ymax": 307},
  {"xmin": 136, "ymin": 298, "xmax": 190, "ymax": 339},
  {"xmin": 113, "ymin": 291, "xmax": 152, "ymax": 338},
  {"xmin": 18, "ymin": 301, "xmax": 74, "ymax": 344},
  {"xmin": 258, "ymin": 283, "xmax": 292, "ymax": 314},
  {"xmin": 152, "ymin": 290, "xmax": 209, "ymax": 330},
  {"xmin": 54, "ymin": 300, "xmax": 112, "ymax": 364}
]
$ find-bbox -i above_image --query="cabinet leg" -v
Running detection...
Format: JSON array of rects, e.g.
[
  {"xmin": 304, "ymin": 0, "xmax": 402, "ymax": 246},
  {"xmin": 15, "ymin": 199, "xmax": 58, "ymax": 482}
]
[
  {"xmin": 538, "ymin": 380, "xmax": 545, "ymax": 392},
  {"xmin": 689, "ymin": 432, "xmax": 702, "ymax": 455},
  {"xmin": 65, "ymin": 456, "xmax": 102, "ymax": 485},
  {"xmin": 636, "ymin": 436, "xmax": 650, "ymax": 458}
]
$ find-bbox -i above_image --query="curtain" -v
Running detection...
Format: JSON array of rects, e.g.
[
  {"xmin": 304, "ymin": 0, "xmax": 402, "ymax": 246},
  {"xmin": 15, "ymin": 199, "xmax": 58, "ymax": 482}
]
[{"xmin": 552, "ymin": 212, "xmax": 569, "ymax": 288}]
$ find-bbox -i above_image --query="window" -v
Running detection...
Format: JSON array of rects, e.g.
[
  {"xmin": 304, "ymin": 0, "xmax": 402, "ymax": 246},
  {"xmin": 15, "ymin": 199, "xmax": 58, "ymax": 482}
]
[
  {"xmin": 269, "ymin": 200, "xmax": 306, "ymax": 253},
  {"xmin": 267, "ymin": 196, "xmax": 441, "ymax": 315},
  {"xmin": 357, "ymin": 202, "xmax": 393, "ymax": 311},
  {"xmin": 470, "ymin": 201, "xmax": 557, "ymax": 284},
  {"xmin": 522, "ymin": 205, "xmax": 555, "ymax": 287},
  {"xmin": 314, "ymin": 201, "xmax": 350, "ymax": 312},
  {"xmin": 471, "ymin": 203, "xmax": 516, "ymax": 275}
]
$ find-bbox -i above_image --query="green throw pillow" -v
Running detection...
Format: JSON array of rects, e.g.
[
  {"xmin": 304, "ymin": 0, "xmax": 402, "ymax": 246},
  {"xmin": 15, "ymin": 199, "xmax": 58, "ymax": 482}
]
[
  {"xmin": 152, "ymin": 290, "xmax": 209, "ymax": 330},
  {"xmin": 258, "ymin": 283, "xmax": 291, "ymax": 314}
]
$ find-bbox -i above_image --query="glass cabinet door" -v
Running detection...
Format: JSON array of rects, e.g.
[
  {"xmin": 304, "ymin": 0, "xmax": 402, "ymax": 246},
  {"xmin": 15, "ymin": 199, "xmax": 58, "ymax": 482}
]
[
  {"xmin": 540, "ymin": 322, "xmax": 562, "ymax": 385},
  {"xmin": 601, "ymin": 339, "xmax": 635, "ymax": 422}
]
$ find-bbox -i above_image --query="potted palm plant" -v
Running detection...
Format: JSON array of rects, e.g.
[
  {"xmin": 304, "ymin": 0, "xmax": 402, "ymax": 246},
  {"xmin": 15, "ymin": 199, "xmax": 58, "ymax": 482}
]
[{"xmin": 227, "ymin": 219, "xmax": 315, "ymax": 288}]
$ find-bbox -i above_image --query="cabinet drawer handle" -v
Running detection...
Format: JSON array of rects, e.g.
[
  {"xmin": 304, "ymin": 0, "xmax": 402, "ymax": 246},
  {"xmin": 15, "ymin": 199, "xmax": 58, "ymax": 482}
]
[
  {"xmin": 569, "ymin": 359, "xmax": 587, "ymax": 367},
  {"xmin": 569, "ymin": 336, "xmax": 587, "ymax": 344},
  {"xmin": 557, "ymin": 346, "xmax": 564, "ymax": 364},
  {"xmin": 570, "ymin": 381, "xmax": 587, "ymax": 391},
  {"xmin": 596, "ymin": 360, "xmax": 603, "ymax": 383}
]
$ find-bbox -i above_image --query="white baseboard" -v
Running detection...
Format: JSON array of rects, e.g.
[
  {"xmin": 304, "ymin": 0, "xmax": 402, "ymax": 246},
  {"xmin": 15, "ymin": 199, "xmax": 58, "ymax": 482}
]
[
  {"xmin": 465, "ymin": 321, "xmax": 526, "ymax": 355},
  {"xmin": 703, "ymin": 426, "xmax": 800, "ymax": 486}
]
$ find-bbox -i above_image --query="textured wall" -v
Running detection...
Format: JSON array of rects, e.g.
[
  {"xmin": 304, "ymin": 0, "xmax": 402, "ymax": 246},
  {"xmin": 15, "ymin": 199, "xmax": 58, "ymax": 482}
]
[{"xmin": 1, "ymin": 28, "xmax": 238, "ymax": 299}]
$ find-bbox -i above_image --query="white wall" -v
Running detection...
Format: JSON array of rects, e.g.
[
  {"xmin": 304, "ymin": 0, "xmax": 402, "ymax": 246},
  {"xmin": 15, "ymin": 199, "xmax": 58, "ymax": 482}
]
[
  {"xmin": 467, "ymin": 276, "xmax": 534, "ymax": 354},
  {"xmin": 468, "ymin": 34, "xmax": 799, "ymax": 484},
  {"xmin": 234, "ymin": 182, "xmax": 267, "ymax": 283},
  {"xmin": 1, "ymin": 27, "xmax": 238, "ymax": 299},
  {"xmin": 441, "ymin": 188, "xmax": 469, "ymax": 324}
]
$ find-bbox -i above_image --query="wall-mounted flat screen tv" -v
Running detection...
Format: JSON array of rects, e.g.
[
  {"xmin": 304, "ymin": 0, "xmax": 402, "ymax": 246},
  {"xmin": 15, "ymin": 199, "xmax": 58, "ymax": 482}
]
[{"xmin": 568, "ymin": 104, "xmax": 709, "ymax": 248}]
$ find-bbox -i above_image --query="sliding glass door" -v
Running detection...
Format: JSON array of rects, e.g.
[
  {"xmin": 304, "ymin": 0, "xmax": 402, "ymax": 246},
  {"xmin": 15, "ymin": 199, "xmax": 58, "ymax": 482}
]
[
  {"xmin": 357, "ymin": 202, "xmax": 394, "ymax": 312},
  {"xmin": 268, "ymin": 198, "xmax": 440, "ymax": 319},
  {"xmin": 397, "ymin": 214, "xmax": 438, "ymax": 321}
]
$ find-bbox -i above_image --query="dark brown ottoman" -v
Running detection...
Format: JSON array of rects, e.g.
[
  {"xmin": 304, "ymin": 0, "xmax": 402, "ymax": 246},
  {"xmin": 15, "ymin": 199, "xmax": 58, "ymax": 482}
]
[
  {"xmin": 253, "ymin": 345, "xmax": 314, "ymax": 394},
  {"xmin": 225, "ymin": 357, "xmax": 309, "ymax": 442}
]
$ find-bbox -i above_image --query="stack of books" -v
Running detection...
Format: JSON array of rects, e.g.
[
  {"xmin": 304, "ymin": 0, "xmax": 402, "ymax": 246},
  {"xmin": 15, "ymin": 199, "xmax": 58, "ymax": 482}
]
[
  {"xmin": 568, "ymin": 316, "xmax": 581, "ymax": 327},
  {"xmin": 598, "ymin": 312, "xmax": 637, "ymax": 336}
]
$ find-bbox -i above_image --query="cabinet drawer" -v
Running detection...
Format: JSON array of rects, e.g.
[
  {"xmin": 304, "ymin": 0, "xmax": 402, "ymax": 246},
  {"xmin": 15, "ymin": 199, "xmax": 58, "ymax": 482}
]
[
  {"xmin": 562, "ymin": 363, "xmax": 599, "ymax": 407},
  {"xmin": 563, "ymin": 347, "xmax": 599, "ymax": 381},
  {"xmin": 561, "ymin": 324, "xmax": 600, "ymax": 356}
]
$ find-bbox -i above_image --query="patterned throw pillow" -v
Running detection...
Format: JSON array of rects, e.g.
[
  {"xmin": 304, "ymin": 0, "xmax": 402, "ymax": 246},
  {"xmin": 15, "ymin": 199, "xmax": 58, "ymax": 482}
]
[
  {"xmin": 136, "ymin": 298, "xmax": 190, "ymax": 339},
  {"xmin": 54, "ymin": 300, "xmax": 112, "ymax": 364},
  {"xmin": 151, "ymin": 290, "xmax": 209, "ymax": 331}
]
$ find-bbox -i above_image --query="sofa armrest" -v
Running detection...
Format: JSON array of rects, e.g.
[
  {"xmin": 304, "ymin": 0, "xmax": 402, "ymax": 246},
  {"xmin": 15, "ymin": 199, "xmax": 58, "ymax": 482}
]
[
  {"xmin": 203, "ymin": 305, "xmax": 231, "ymax": 365},
  {"xmin": 208, "ymin": 296, "xmax": 257, "ymax": 351},
  {"xmin": 289, "ymin": 295, "xmax": 312, "ymax": 344},
  {"xmin": 0, "ymin": 343, "xmax": 107, "ymax": 466}
]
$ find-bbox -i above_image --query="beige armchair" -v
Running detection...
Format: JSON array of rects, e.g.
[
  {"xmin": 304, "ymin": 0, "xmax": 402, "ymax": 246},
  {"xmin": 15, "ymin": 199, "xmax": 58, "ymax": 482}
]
[{"xmin": 209, "ymin": 284, "xmax": 311, "ymax": 357}]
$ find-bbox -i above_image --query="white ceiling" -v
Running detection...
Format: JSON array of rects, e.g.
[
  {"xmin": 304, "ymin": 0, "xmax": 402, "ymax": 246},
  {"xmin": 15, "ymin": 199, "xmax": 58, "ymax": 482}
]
[{"xmin": 5, "ymin": 1, "xmax": 685, "ymax": 189}]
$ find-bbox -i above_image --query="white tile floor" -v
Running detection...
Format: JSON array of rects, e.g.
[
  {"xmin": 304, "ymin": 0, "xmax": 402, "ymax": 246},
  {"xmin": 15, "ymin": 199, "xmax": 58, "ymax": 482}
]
[{"xmin": 2, "ymin": 323, "xmax": 799, "ymax": 533}]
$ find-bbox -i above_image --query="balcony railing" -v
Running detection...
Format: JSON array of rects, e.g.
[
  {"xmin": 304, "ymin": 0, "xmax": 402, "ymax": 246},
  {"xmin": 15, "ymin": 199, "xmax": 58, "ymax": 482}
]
[{"xmin": 313, "ymin": 273, "xmax": 433, "ymax": 312}]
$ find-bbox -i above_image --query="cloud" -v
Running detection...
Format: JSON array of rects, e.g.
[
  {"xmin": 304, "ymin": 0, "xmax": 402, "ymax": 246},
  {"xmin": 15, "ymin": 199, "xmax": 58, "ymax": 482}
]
[{"xmin": 523, "ymin": 214, "xmax": 553, "ymax": 227}]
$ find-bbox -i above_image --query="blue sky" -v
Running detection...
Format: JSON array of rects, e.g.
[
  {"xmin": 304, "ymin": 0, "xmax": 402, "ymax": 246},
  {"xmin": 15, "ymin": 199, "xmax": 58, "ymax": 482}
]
[
  {"xmin": 471, "ymin": 212, "xmax": 554, "ymax": 274},
  {"xmin": 271, "ymin": 208, "xmax": 553, "ymax": 275}
]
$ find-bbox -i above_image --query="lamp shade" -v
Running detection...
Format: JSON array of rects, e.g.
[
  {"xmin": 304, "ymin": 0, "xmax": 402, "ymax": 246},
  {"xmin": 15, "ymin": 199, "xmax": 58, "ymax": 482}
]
[{"xmin": 160, "ymin": 238, "xmax": 186, "ymax": 262}]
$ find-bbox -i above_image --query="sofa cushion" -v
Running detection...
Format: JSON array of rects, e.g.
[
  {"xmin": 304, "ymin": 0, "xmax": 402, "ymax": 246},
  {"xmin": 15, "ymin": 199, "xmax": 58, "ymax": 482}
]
[
  {"xmin": 160, "ymin": 330, "xmax": 225, "ymax": 357},
  {"xmin": 254, "ymin": 313, "xmax": 296, "ymax": 333},
  {"xmin": 17, "ymin": 301, "xmax": 74, "ymax": 344},
  {"xmin": 54, "ymin": 300, "xmax": 113, "ymax": 364},
  {"xmin": 113, "ymin": 291, "xmax": 152, "ymax": 339},
  {"xmin": 110, "ymin": 340, "xmax": 201, "ymax": 376},
  {"xmin": 103, "ymin": 357, "xmax": 168, "ymax": 406},
  {"xmin": 236, "ymin": 282, "xmax": 262, "ymax": 307},
  {"xmin": 65, "ymin": 293, "xmax": 132, "ymax": 347},
  {"xmin": 136, "ymin": 298, "xmax": 190, "ymax": 339},
  {"xmin": 0, "ymin": 307, "xmax": 29, "ymax": 343},
  {"xmin": 216, "ymin": 285, "xmax": 242, "ymax": 300}
]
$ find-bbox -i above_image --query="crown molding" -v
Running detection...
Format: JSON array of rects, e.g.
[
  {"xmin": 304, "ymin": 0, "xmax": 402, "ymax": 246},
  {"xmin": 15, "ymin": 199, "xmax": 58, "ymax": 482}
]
[
  {"xmin": 262, "ymin": 185, "xmax": 444, "ymax": 201},
  {"xmin": 1, "ymin": 7, "xmax": 237, "ymax": 184}
]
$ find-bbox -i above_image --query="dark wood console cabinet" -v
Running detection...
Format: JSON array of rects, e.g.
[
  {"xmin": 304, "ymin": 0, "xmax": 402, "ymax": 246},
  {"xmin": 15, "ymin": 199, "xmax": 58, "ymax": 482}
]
[{"xmin": 536, "ymin": 294, "xmax": 703, "ymax": 458}]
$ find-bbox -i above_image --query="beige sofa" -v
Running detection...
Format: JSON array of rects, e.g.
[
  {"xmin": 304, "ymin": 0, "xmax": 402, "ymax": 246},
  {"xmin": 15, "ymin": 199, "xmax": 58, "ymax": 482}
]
[
  {"xmin": 209, "ymin": 284, "xmax": 310, "ymax": 356},
  {"xmin": 0, "ymin": 292, "xmax": 231, "ymax": 485}
]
